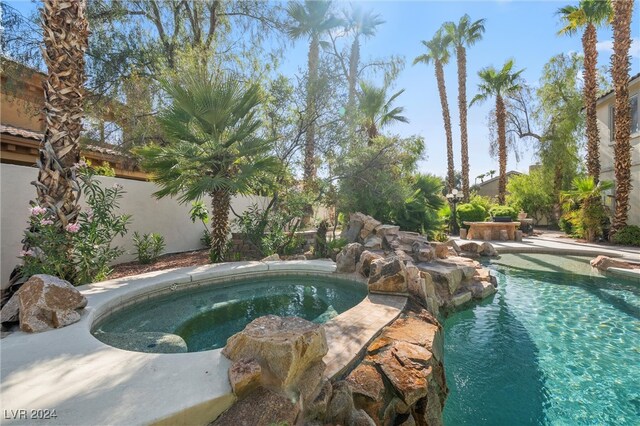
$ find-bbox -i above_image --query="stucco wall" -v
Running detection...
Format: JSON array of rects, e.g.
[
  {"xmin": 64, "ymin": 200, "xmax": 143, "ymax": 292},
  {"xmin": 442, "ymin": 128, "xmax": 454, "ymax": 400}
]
[
  {"xmin": 0, "ymin": 163, "xmax": 269, "ymax": 286},
  {"xmin": 596, "ymin": 79, "xmax": 640, "ymax": 227}
]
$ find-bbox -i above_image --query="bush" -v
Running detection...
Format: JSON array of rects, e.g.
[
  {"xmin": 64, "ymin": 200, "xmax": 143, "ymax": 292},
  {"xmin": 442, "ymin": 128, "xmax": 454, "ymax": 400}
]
[
  {"xmin": 489, "ymin": 206, "xmax": 517, "ymax": 220},
  {"xmin": 456, "ymin": 203, "xmax": 487, "ymax": 229},
  {"xmin": 132, "ymin": 232, "xmax": 166, "ymax": 264},
  {"xmin": 20, "ymin": 167, "xmax": 131, "ymax": 284},
  {"xmin": 612, "ymin": 225, "xmax": 640, "ymax": 246},
  {"xmin": 558, "ymin": 217, "xmax": 573, "ymax": 234},
  {"xmin": 469, "ymin": 194, "xmax": 496, "ymax": 214}
]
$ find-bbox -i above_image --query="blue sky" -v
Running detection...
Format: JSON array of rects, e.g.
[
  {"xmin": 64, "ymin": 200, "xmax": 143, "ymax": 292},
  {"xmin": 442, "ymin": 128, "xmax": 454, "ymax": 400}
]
[{"xmin": 7, "ymin": 0, "xmax": 640, "ymax": 183}]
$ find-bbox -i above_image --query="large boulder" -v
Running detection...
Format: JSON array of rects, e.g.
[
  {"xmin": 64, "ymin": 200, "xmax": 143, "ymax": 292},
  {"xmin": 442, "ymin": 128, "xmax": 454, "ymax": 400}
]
[
  {"xmin": 360, "ymin": 216, "xmax": 383, "ymax": 241},
  {"xmin": 9, "ymin": 275, "xmax": 87, "ymax": 333},
  {"xmin": 368, "ymin": 257, "xmax": 408, "ymax": 294},
  {"xmin": 363, "ymin": 235, "xmax": 383, "ymax": 250},
  {"xmin": 212, "ymin": 386, "xmax": 300, "ymax": 426},
  {"xmin": 356, "ymin": 251, "xmax": 384, "ymax": 278},
  {"xmin": 229, "ymin": 358, "xmax": 262, "ymax": 398},
  {"xmin": 479, "ymin": 242, "xmax": 498, "ymax": 257},
  {"xmin": 336, "ymin": 243, "xmax": 364, "ymax": 273},
  {"xmin": 223, "ymin": 315, "xmax": 328, "ymax": 392},
  {"xmin": 342, "ymin": 213, "xmax": 367, "ymax": 243},
  {"xmin": 590, "ymin": 255, "xmax": 639, "ymax": 271}
]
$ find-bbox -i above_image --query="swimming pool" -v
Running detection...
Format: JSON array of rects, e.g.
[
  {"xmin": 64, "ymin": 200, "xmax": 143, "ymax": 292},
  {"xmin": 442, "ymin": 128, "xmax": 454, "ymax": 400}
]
[
  {"xmin": 92, "ymin": 274, "xmax": 366, "ymax": 353},
  {"xmin": 443, "ymin": 254, "xmax": 640, "ymax": 425}
]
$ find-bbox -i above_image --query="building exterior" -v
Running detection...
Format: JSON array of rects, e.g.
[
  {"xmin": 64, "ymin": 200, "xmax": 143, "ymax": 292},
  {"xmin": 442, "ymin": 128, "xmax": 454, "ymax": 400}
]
[
  {"xmin": 595, "ymin": 73, "xmax": 640, "ymax": 227},
  {"xmin": 1, "ymin": 60, "xmax": 146, "ymax": 180},
  {"xmin": 472, "ymin": 171, "xmax": 523, "ymax": 200}
]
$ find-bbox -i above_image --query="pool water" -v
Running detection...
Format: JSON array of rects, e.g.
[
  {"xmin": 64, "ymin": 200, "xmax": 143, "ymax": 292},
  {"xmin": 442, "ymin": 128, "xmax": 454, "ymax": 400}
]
[
  {"xmin": 93, "ymin": 275, "xmax": 366, "ymax": 352},
  {"xmin": 443, "ymin": 254, "xmax": 640, "ymax": 425}
]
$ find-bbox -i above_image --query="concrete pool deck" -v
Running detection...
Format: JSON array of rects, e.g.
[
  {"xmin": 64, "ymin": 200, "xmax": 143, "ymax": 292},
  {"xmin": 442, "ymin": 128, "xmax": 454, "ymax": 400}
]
[{"xmin": 0, "ymin": 260, "xmax": 406, "ymax": 426}]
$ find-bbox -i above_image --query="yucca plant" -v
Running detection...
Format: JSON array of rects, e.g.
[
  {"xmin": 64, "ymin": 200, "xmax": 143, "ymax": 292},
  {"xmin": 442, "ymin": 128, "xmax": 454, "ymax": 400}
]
[{"xmin": 136, "ymin": 74, "xmax": 279, "ymax": 262}]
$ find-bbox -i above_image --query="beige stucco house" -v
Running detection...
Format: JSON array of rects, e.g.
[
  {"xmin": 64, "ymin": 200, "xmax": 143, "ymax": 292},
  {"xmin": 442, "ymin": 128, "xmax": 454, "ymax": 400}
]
[{"xmin": 596, "ymin": 73, "xmax": 640, "ymax": 227}]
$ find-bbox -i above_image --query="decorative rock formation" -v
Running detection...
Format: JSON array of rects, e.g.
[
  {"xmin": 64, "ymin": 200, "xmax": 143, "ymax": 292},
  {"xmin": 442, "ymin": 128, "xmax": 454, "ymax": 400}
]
[
  {"xmin": 356, "ymin": 251, "xmax": 384, "ymax": 278},
  {"xmin": 336, "ymin": 243, "xmax": 364, "ymax": 273},
  {"xmin": 260, "ymin": 253, "xmax": 280, "ymax": 261},
  {"xmin": 223, "ymin": 315, "xmax": 328, "ymax": 392},
  {"xmin": 368, "ymin": 257, "xmax": 407, "ymax": 294},
  {"xmin": 228, "ymin": 358, "xmax": 262, "ymax": 397},
  {"xmin": 590, "ymin": 255, "xmax": 640, "ymax": 272},
  {"xmin": 0, "ymin": 274, "xmax": 87, "ymax": 333}
]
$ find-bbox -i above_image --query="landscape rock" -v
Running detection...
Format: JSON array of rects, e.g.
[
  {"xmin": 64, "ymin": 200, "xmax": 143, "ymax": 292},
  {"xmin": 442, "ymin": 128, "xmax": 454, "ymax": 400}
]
[
  {"xmin": 261, "ymin": 254, "xmax": 280, "ymax": 261},
  {"xmin": 15, "ymin": 274, "xmax": 87, "ymax": 333},
  {"xmin": 416, "ymin": 246, "xmax": 435, "ymax": 262},
  {"xmin": 326, "ymin": 381, "xmax": 355, "ymax": 425},
  {"xmin": 398, "ymin": 232, "xmax": 430, "ymax": 247},
  {"xmin": 432, "ymin": 244, "xmax": 449, "ymax": 259},
  {"xmin": 368, "ymin": 257, "xmax": 407, "ymax": 294},
  {"xmin": 363, "ymin": 235, "xmax": 383, "ymax": 250},
  {"xmin": 479, "ymin": 242, "xmax": 498, "ymax": 257},
  {"xmin": 468, "ymin": 280, "xmax": 497, "ymax": 300},
  {"xmin": 356, "ymin": 251, "xmax": 384, "ymax": 278},
  {"xmin": 375, "ymin": 225, "xmax": 400, "ymax": 240},
  {"xmin": 223, "ymin": 315, "xmax": 328, "ymax": 391},
  {"xmin": 342, "ymin": 212, "xmax": 367, "ymax": 243},
  {"xmin": 360, "ymin": 216, "xmax": 383, "ymax": 240},
  {"xmin": 346, "ymin": 363, "xmax": 388, "ymax": 421},
  {"xmin": 351, "ymin": 409, "xmax": 377, "ymax": 426},
  {"xmin": 211, "ymin": 386, "xmax": 300, "ymax": 426},
  {"xmin": 336, "ymin": 243, "xmax": 365, "ymax": 273},
  {"xmin": 590, "ymin": 255, "xmax": 639, "ymax": 271},
  {"xmin": 305, "ymin": 380, "xmax": 332, "ymax": 422},
  {"xmin": 0, "ymin": 294, "xmax": 19, "ymax": 323},
  {"xmin": 450, "ymin": 291, "xmax": 472, "ymax": 307},
  {"xmin": 229, "ymin": 358, "xmax": 262, "ymax": 397},
  {"xmin": 458, "ymin": 241, "xmax": 480, "ymax": 254}
]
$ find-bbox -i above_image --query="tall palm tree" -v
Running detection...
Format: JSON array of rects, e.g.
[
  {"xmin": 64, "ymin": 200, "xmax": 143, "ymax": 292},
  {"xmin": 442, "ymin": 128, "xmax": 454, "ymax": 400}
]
[
  {"xmin": 413, "ymin": 30, "xmax": 455, "ymax": 192},
  {"xmin": 345, "ymin": 5, "xmax": 384, "ymax": 111},
  {"xmin": 470, "ymin": 59, "xmax": 524, "ymax": 204},
  {"xmin": 443, "ymin": 15, "xmax": 486, "ymax": 202},
  {"xmin": 609, "ymin": 0, "xmax": 634, "ymax": 238},
  {"xmin": 358, "ymin": 81, "xmax": 409, "ymax": 143},
  {"xmin": 558, "ymin": 0, "xmax": 612, "ymax": 183},
  {"xmin": 136, "ymin": 75, "xmax": 279, "ymax": 262},
  {"xmin": 286, "ymin": 0, "xmax": 341, "ymax": 190},
  {"xmin": 1, "ymin": 0, "xmax": 89, "ymax": 307}
]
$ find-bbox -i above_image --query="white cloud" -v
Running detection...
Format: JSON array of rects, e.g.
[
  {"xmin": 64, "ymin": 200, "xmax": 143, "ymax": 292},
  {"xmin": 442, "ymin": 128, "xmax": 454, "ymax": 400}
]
[{"xmin": 596, "ymin": 37, "xmax": 640, "ymax": 58}]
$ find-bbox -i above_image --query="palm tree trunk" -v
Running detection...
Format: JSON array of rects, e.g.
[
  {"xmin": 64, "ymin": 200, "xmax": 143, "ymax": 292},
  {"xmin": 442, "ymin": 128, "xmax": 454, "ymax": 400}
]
[
  {"xmin": 303, "ymin": 34, "xmax": 319, "ymax": 190},
  {"xmin": 610, "ymin": 0, "xmax": 634, "ymax": 238},
  {"xmin": 456, "ymin": 46, "xmax": 470, "ymax": 202},
  {"xmin": 496, "ymin": 95, "xmax": 507, "ymax": 204},
  {"xmin": 210, "ymin": 189, "xmax": 231, "ymax": 262},
  {"xmin": 435, "ymin": 60, "xmax": 455, "ymax": 192},
  {"xmin": 348, "ymin": 37, "xmax": 360, "ymax": 113},
  {"xmin": 38, "ymin": 0, "xmax": 89, "ymax": 226},
  {"xmin": 1, "ymin": 0, "xmax": 89, "ymax": 308},
  {"xmin": 583, "ymin": 23, "xmax": 600, "ymax": 182}
]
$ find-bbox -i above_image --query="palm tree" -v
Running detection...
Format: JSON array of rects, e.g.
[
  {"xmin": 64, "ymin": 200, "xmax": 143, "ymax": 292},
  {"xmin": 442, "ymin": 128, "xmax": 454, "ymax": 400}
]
[
  {"xmin": 286, "ymin": 0, "xmax": 341, "ymax": 190},
  {"xmin": 358, "ymin": 81, "xmax": 409, "ymax": 143},
  {"xmin": 136, "ymin": 75, "xmax": 279, "ymax": 262},
  {"xmin": 558, "ymin": 0, "xmax": 612, "ymax": 183},
  {"xmin": 1, "ymin": 0, "xmax": 89, "ymax": 307},
  {"xmin": 561, "ymin": 176, "xmax": 613, "ymax": 242},
  {"xmin": 609, "ymin": 0, "xmax": 634, "ymax": 238},
  {"xmin": 413, "ymin": 30, "xmax": 455, "ymax": 192},
  {"xmin": 470, "ymin": 59, "xmax": 524, "ymax": 204},
  {"xmin": 443, "ymin": 15, "xmax": 486, "ymax": 202},
  {"xmin": 345, "ymin": 5, "xmax": 384, "ymax": 111}
]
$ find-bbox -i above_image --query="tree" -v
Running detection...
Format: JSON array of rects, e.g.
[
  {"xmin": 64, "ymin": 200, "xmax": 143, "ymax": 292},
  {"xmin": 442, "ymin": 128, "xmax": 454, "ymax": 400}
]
[
  {"xmin": 413, "ymin": 29, "xmax": 455, "ymax": 192},
  {"xmin": 136, "ymin": 75, "xmax": 278, "ymax": 262},
  {"xmin": 506, "ymin": 169, "xmax": 554, "ymax": 225},
  {"xmin": 344, "ymin": 5, "xmax": 384, "ymax": 111},
  {"xmin": 1, "ymin": 0, "xmax": 90, "ymax": 307},
  {"xmin": 609, "ymin": 0, "xmax": 634, "ymax": 238},
  {"xmin": 443, "ymin": 14, "xmax": 486, "ymax": 202},
  {"xmin": 558, "ymin": 0, "xmax": 612, "ymax": 182},
  {"xmin": 286, "ymin": 0, "xmax": 341, "ymax": 190},
  {"xmin": 561, "ymin": 176, "xmax": 613, "ymax": 242},
  {"xmin": 358, "ymin": 81, "xmax": 409, "ymax": 143},
  {"xmin": 471, "ymin": 59, "xmax": 524, "ymax": 204}
]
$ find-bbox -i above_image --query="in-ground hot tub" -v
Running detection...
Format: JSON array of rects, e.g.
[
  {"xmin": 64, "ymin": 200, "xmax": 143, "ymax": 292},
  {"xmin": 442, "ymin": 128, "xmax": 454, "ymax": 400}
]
[{"xmin": 92, "ymin": 274, "xmax": 367, "ymax": 353}]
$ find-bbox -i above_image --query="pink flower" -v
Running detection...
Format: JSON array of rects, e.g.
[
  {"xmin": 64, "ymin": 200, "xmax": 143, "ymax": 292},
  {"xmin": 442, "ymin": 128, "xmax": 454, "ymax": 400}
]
[
  {"xmin": 40, "ymin": 219, "xmax": 54, "ymax": 226},
  {"xmin": 72, "ymin": 160, "xmax": 88, "ymax": 170},
  {"xmin": 65, "ymin": 223, "xmax": 81, "ymax": 233},
  {"xmin": 112, "ymin": 183, "xmax": 123, "ymax": 190},
  {"xmin": 30, "ymin": 206, "xmax": 47, "ymax": 216},
  {"xmin": 20, "ymin": 249, "xmax": 35, "ymax": 257},
  {"xmin": 85, "ymin": 208, "xmax": 94, "ymax": 220}
]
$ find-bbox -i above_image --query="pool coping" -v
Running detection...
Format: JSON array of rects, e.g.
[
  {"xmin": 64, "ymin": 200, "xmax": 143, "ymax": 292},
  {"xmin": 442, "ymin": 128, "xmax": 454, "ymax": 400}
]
[{"xmin": 0, "ymin": 260, "xmax": 406, "ymax": 426}]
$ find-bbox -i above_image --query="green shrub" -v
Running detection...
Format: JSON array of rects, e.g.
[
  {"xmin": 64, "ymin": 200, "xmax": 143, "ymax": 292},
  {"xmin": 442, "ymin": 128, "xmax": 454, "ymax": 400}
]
[
  {"xmin": 456, "ymin": 203, "xmax": 487, "ymax": 229},
  {"xmin": 469, "ymin": 194, "xmax": 497, "ymax": 214},
  {"xmin": 132, "ymin": 232, "xmax": 166, "ymax": 264},
  {"xmin": 489, "ymin": 206, "xmax": 517, "ymax": 220},
  {"xmin": 612, "ymin": 225, "xmax": 640, "ymax": 246},
  {"xmin": 558, "ymin": 217, "xmax": 573, "ymax": 234}
]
